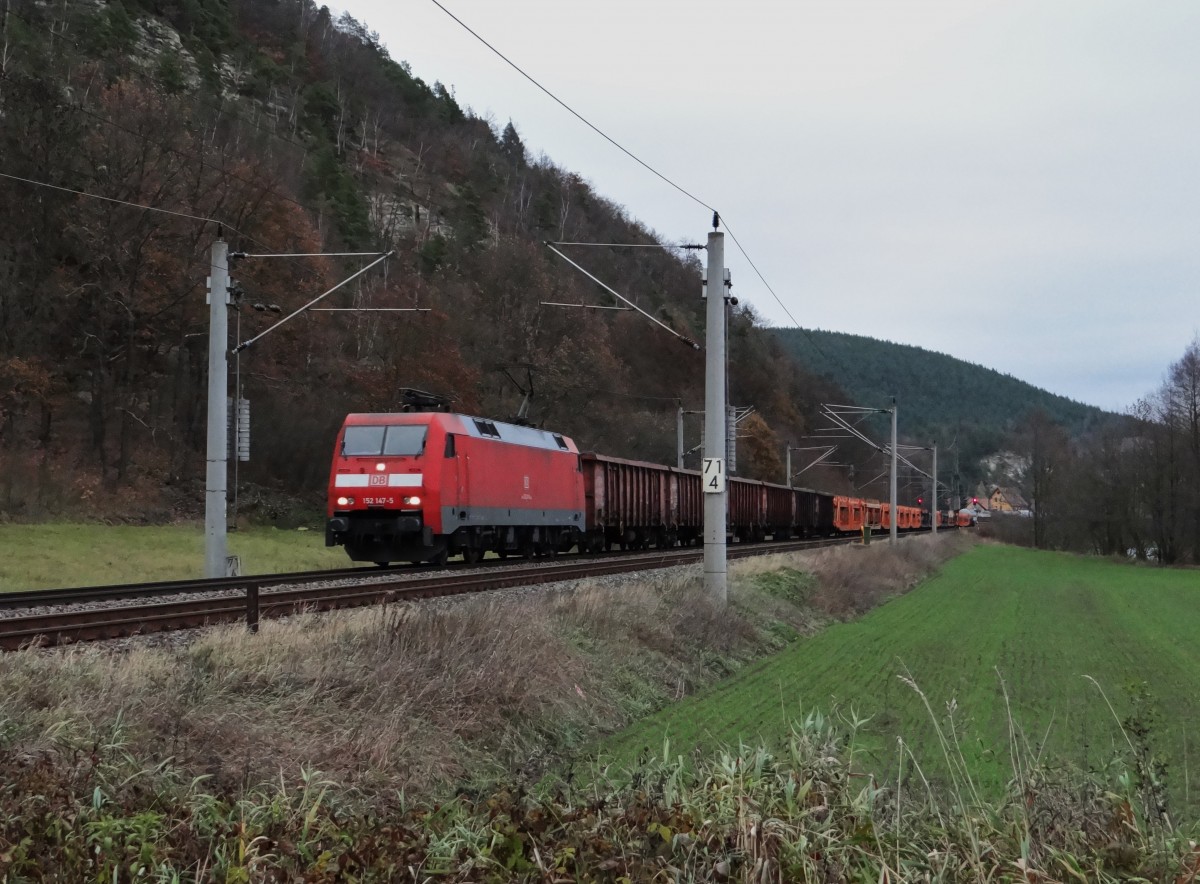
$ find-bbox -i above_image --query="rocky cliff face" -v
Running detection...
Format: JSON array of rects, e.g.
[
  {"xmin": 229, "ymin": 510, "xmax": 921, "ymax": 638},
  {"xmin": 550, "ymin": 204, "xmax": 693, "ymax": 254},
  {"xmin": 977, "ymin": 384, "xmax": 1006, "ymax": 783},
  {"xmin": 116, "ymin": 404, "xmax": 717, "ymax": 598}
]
[{"xmin": 0, "ymin": 0, "xmax": 842, "ymax": 519}]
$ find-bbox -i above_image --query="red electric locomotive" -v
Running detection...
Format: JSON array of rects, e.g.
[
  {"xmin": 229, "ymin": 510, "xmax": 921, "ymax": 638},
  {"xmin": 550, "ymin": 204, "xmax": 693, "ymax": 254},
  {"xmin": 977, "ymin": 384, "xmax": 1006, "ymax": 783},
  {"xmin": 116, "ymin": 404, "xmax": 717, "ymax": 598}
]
[
  {"xmin": 325, "ymin": 412, "xmax": 585, "ymax": 565},
  {"xmin": 327, "ymin": 407, "xmax": 956, "ymax": 565}
]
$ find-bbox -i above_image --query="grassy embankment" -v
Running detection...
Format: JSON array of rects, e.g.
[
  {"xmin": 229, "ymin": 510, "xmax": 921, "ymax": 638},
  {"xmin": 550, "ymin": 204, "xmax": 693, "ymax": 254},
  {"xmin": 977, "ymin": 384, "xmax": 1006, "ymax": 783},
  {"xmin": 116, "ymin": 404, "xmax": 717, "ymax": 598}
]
[
  {"xmin": 2, "ymin": 536, "xmax": 968, "ymax": 794},
  {"xmin": 599, "ymin": 544, "xmax": 1200, "ymax": 813},
  {"xmin": 0, "ymin": 535, "xmax": 983, "ymax": 878},
  {"xmin": 4, "ymin": 536, "xmax": 1199, "ymax": 879},
  {"xmin": 0, "ymin": 524, "xmax": 347, "ymax": 590}
]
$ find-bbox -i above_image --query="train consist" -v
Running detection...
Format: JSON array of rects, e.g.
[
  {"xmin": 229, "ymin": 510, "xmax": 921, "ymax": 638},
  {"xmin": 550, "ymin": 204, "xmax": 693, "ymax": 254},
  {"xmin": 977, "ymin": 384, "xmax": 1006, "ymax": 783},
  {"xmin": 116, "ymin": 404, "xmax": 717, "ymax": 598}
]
[{"xmin": 325, "ymin": 411, "xmax": 963, "ymax": 566}]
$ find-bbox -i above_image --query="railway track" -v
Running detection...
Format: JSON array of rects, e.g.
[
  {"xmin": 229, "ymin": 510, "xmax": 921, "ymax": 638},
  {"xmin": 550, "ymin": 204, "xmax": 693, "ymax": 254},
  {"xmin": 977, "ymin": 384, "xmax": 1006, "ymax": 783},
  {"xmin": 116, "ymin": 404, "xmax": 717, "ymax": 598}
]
[
  {"xmin": 0, "ymin": 536, "xmax": 859, "ymax": 651},
  {"xmin": 0, "ymin": 560, "xmax": 461, "ymax": 610}
]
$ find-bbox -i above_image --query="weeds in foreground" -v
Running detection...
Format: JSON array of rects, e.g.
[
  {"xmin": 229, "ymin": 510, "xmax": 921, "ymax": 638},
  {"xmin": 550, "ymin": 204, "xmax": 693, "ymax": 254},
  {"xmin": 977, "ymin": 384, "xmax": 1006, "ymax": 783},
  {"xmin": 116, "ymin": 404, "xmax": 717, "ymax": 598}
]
[{"xmin": 2, "ymin": 710, "xmax": 1198, "ymax": 882}]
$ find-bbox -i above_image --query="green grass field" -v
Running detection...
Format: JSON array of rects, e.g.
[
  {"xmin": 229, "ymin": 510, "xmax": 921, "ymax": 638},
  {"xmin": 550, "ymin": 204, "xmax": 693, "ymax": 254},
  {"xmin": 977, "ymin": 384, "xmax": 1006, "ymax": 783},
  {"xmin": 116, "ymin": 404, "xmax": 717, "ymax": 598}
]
[
  {"xmin": 598, "ymin": 544, "xmax": 1200, "ymax": 809},
  {"xmin": 0, "ymin": 524, "xmax": 349, "ymax": 591}
]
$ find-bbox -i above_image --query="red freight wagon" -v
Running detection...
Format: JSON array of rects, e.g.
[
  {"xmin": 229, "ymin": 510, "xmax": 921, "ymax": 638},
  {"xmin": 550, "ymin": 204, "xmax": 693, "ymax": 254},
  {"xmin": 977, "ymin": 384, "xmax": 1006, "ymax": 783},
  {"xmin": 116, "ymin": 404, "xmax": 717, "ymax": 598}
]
[
  {"xmin": 326, "ymin": 413, "xmax": 584, "ymax": 564},
  {"xmin": 833, "ymin": 496, "xmax": 864, "ymax": 533},
  {"xmin": 879, "ymin": 504, "xmax": 922, "ymax": 531},
  {"xmin": 796, "ymin": 488, "xmax": 834, "ymax": 537},
  {"xmin": 727, "ymin": 478, "xmax": 766, "ymax": 541},
  {"xmin": 881, "ymin": 504, "xmax": 896, "ymax": 530},
  {"xmin": 674, "ymin": 469, "xmax": 703, "ymax": 545},
  {"xmin": 865, "ymin": 500, "xmax": 883, "ymax": 531},
  {"xmin": 764, "ymin": 484, "xmax": 796, "ymax": 539},
  {"xmin": 580, "ymin": 453, "xmax": 701, "ymax": 549}
]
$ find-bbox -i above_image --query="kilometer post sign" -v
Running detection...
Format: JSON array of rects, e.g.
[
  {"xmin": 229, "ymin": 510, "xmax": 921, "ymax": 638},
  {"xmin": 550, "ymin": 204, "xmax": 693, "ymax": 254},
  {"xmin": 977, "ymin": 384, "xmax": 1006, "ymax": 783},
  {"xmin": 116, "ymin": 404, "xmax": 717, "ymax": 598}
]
[{"xmin": 702, "ymin": 458, "xmax": 725, "ymax": 493}]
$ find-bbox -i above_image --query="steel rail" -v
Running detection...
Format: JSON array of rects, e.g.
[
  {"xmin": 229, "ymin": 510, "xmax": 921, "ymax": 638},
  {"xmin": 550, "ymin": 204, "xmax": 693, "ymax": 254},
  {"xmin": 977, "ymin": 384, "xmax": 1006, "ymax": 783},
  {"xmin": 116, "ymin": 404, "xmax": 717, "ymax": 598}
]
[
  {"xmin": 0, "ymin": 537, "xmax": 859, "ymax": 651},
  {"xmin": 0, "ymin": 565, "xmax": 392, "ymax": 610},
  {"xmin": 0, "ymin": 563, "xmax": 467, "ymax": 611},
  {"xmin": 0, "ymin": 544, "xmax": 675, "ymax": 610}
]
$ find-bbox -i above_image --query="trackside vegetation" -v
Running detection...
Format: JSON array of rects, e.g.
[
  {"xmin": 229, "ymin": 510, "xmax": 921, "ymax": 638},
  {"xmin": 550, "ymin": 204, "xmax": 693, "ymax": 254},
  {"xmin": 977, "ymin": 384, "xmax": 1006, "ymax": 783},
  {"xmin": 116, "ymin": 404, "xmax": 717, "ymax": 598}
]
[
  {"xmin": 3, "ymin": 714, "xmax": 1198, "ymax": 881},
  {"xmin": 4, "ymin": 537, "xmax": 1200, "ymax": 879}
]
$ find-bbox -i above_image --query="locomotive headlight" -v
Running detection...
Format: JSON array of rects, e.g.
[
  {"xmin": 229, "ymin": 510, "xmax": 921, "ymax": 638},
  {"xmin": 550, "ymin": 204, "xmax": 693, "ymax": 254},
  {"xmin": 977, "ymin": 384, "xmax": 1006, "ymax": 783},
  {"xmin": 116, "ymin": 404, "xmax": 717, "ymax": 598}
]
[
  {"xmin": 403, "ymin": 495, "xmax": 421, "ymax": 506},
  {"xmin": 337, "ymin": 496, "xmax": 355, "ymax": 507},
  {"xmin": 376, "ymin": 462, "xmax": 386, "ymax": 471}
]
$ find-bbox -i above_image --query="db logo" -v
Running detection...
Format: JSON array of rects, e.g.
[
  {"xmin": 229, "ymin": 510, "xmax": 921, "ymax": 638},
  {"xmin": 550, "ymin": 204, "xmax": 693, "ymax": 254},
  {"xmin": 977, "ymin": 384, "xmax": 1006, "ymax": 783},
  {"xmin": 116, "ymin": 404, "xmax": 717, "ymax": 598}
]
[{"xmin": 369, "ymin": 474, "xmax": 387, "ymax": 486}]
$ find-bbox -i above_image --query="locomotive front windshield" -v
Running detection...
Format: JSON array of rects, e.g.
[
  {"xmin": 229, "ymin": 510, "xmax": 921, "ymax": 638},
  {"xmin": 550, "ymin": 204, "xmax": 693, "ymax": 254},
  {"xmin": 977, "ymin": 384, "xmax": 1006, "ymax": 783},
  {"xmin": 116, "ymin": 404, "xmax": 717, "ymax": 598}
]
[{"xmin": 342, "ymin": 425, "xmax": 428, "ymax": 456}]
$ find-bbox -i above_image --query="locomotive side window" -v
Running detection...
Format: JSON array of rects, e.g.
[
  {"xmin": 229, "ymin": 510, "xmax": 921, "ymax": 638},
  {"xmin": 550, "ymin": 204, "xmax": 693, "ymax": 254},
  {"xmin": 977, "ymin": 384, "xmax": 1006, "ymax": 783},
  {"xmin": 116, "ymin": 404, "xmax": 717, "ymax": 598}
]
[
  {"xmin": 473, "ymin": 418, "xmax": 501, "ymax": 438},
  {"xmin": 444, "ymin": 434, "xmax": 456, "ymax": 457},
  {"xmin": 553, "ymin": 434, "xmax": 568, "ymax": 450}
]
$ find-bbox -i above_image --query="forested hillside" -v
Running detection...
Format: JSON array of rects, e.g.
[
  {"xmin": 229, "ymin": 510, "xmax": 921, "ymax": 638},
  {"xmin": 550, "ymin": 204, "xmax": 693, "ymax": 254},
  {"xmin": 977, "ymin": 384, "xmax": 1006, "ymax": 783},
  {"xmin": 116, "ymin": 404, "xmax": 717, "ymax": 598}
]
[
  {"xmin": 0, "ymin": 0, "xmax": 847, "ymax": 518},
  {"xmin": 775, "ymin": 328, "xmax": 1116, "ymax": 469}
]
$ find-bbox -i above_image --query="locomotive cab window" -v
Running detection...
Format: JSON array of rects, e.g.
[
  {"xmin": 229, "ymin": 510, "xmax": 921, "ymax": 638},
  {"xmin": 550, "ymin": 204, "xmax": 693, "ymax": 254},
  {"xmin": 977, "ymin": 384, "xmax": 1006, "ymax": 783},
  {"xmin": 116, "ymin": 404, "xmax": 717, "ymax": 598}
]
[
  {"xmin": 553, "ymin": 434, "xmax": 568, "ymax": 450},
  {"xmin": 383, "ymin": 425, "xmax": 427, "ymax": 455},
  {"xmin": 343, "ymin": 425, "xmax": 427, "ymax": 456},
  {"xmin": 444, "ymin": 434, "xmax": 456, "ymax": 457}
]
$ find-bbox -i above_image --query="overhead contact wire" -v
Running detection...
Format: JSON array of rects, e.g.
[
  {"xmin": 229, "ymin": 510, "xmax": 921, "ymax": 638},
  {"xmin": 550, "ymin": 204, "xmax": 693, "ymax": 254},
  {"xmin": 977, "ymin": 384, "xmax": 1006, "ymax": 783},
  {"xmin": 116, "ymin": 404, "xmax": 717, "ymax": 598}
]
[
  {"xmin": 428, "ymin": 1, "xmax": 852, "ymax": 380},
  {"xmin": 427, "ymin": 0, "xmax": 715, "ymax": 215},
  {"xmin": 0, "ymin": 171, "xmax": 247, "ymax": 232}
]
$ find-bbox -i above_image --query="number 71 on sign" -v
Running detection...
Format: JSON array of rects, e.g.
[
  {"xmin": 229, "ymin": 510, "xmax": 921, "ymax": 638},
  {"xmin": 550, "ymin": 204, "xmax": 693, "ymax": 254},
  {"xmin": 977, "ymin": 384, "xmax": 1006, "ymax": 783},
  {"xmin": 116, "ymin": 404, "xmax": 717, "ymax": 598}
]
[{"xmin": 702, "ymin": 457, "xmax": 725, "ymax": 493}]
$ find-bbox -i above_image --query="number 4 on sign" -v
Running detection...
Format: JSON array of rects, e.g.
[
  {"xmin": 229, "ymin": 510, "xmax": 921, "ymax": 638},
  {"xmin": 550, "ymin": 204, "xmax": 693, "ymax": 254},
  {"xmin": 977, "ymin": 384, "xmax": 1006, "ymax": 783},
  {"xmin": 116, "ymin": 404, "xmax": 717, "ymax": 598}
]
[{"xmin": 702, "ymin": 457, "xmax": 726, "ymax": 493}]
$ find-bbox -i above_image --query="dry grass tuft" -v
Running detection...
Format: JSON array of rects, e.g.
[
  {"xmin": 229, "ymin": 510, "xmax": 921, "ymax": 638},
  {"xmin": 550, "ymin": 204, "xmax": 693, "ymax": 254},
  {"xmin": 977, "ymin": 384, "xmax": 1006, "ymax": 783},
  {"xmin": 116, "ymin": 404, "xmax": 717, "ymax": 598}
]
[
  {"xmin": 803, "ymin": 532, "xmax": 973, "ymax": 616},
  {"xmin": 0, "ymin": 534, "xmax": 971, "ymax": 799}
]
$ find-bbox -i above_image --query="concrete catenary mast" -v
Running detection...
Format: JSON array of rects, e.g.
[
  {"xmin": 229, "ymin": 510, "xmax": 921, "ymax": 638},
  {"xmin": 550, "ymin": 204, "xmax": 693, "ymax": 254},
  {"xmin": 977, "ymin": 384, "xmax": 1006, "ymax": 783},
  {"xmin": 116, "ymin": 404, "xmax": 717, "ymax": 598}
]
[{"xmin": 703, "ymin": 225, "xmax": 728, "ymax": 604}]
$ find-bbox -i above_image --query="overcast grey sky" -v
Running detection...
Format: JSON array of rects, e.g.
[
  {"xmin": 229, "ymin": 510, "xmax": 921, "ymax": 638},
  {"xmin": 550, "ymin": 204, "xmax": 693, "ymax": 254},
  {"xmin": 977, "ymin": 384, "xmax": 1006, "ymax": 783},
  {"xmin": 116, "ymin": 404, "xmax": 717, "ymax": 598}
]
[{"xmin": 343, "ymin": 0, "xmax": 1198, "ymax": 412}]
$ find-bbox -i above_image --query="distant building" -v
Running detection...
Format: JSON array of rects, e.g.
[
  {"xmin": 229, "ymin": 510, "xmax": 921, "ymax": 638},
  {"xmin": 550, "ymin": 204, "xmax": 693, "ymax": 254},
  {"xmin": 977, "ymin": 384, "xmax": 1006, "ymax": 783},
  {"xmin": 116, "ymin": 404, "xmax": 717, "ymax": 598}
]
[{"xmin": 988, "ymin": 486, "xmax": 1029, "ymax": 513}]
